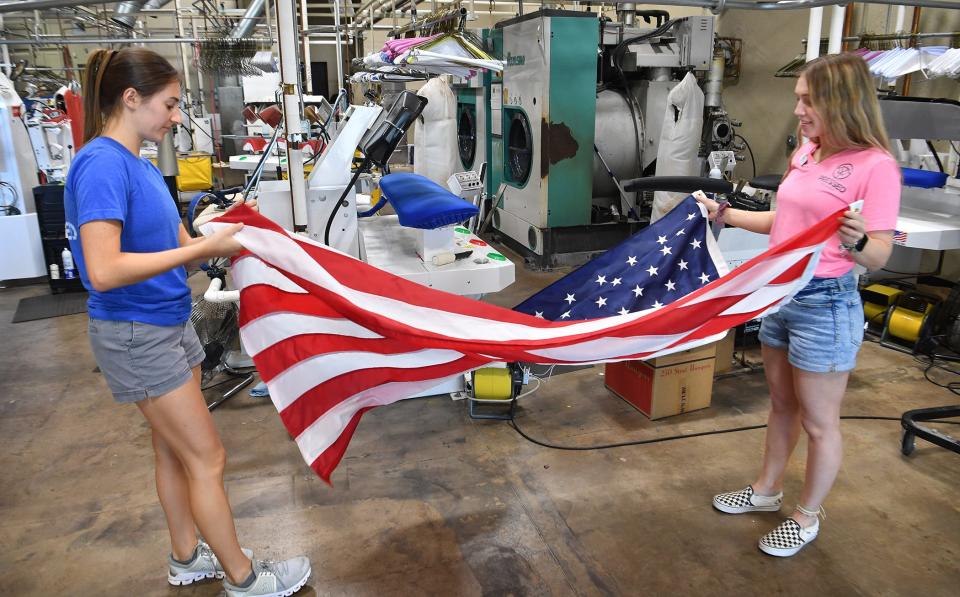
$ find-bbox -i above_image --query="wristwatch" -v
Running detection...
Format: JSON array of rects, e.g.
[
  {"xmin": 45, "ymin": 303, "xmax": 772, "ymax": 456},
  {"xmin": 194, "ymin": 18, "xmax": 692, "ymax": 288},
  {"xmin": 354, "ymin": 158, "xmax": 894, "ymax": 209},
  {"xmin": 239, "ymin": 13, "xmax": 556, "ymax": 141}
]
[
  {"xmin": 852, "ymin": 234, "xmax": 869, "ymax": 253},
  {"xmin": 842, "ymin": 234, "xmax": 869, "ymax": 253}
]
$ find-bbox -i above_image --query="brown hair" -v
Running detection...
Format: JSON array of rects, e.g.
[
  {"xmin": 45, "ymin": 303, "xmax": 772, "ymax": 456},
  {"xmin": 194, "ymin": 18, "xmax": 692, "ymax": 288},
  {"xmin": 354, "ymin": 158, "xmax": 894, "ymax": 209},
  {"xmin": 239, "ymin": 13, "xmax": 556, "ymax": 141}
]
[
  {"xmin": 81, "ymin": 48, "xmax": 180, "ymax": 143},
  {"xmin": 798, "ymin": 53, "xmax": 892, "ymax": 154}
]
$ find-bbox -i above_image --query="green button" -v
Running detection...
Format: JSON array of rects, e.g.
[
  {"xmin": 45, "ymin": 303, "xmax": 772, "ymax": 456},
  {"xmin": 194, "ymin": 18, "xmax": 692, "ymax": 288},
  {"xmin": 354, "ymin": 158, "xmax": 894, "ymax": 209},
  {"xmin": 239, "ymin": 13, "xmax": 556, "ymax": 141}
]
[
  {"xmin": 487, "ymin": 252, "xmax": 506, "ymax": 261},
  {"xmin": 455, "ymin": 227, "xmax": 470, "ymax": 234}
]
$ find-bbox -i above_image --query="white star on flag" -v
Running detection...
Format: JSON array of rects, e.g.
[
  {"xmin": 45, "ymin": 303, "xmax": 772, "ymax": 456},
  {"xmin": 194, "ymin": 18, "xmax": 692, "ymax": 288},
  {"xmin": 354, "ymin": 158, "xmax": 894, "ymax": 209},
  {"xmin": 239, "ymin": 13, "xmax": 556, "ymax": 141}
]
[
  {"xmin": 699, "ymin": 272, "xmax": 710, "ymax": 283},
  {"xmin": 534, "ymin": 311, "xmax": 544, "ymax": 318},
  {"xmin": 595, "ymin": 297, "xmax": 607, "ymax": 308},
  {"xmin": 626, "ymin": 256, "xmax": 637, "ymax": 266},
  {"xmin": 596, "ymin": 275, "xmax": 606, "ymax": 285},
  {"xmin": 618, "ymin": 307, "xmax": 630, "ymax": 316},
  {"xmin": 665, "ymin": 280, "xmax": 676, "ymax": 291},
  {"xmin": 652, "ymin": 300, "xmax": 664, "ymax": 309},
  {"xmin": 646, "ymin": 265, "xmax": 658, "ymax": 276},
  {"xmin": 565, "ymin": 293, "xmax": 576, "ymax": 304},
  {"xmin": 560, "ymin": 310, "xmax": 571, "ymax": 319},
  {"xmin": 657, "ymin": 235, "xmax": 668, "ymax": 245},
  {"xmin": 632, "ymin": 285, "xmax": 643, "ymax": 297},
  {"xmin": 676, "ymin": 229, "xmax": 686, "ymax": 236},
  {"xmin": 690, "ymin": 239, "xmax": 702, "ymax": 249},
  {"xmin": 678, "ymin": 260, "xmax": 688, "ymax": 270},
  {"xmin": 660, "ymin": 245, "xmax": 672, "ymax": 256},
  {"xmin": 611, "ymin": 277, "xmax": 622, "ymax": 287},
  {"xmin": 687, "ymin": 212, "xmax": 697, "ymax": 220}
]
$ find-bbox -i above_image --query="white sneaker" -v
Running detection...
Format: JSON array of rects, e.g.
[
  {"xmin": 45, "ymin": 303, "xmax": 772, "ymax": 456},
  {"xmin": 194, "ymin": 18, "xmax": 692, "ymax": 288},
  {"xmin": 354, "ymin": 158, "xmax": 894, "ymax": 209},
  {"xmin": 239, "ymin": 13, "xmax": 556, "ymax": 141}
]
[
  {"xmin": 223, "ymin": 556, "xmax": 311, "ymax": 597},
  {"xmin": 167, "ymin": 540, "xmax": 254, "ymax": 586},
  {"xmin": 712, "ymin": 485, "xmax": 783, "ymax": 514},
  {"xmin": 759, "ymin": 518, "xmax": 819, "ymax": 557}
]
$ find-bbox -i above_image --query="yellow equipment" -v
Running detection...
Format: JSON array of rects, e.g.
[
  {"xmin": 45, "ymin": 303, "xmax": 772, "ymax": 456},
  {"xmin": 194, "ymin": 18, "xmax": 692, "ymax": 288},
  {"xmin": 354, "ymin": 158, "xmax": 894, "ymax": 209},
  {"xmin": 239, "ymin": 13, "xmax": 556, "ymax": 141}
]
[
  {"xmin": 469, "ymin": 364, "xmax": 525, "ymax": 420},
  {"xmin": 880, "ymin": 292, "xmax": 938, "ymax": 353},
  {"xmin": 472, "ymin": 367, "xmax": 515, "ymax": 401},
  {"xmin": 861, "ymin": 283, "xmax": 904, "ymax": 330}
]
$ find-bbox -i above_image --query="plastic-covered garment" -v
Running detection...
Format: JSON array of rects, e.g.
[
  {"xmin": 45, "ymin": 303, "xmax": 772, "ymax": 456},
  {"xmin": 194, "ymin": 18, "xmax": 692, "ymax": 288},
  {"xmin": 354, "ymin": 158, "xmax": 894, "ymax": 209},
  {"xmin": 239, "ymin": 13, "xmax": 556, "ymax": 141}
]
[
  {"xmin": 652, "ymin": 72, "xmax": 704, "ymax": 222},
  {"xmin": 413, "ymin": 77, "xmax": 459, "ymax": 187}
]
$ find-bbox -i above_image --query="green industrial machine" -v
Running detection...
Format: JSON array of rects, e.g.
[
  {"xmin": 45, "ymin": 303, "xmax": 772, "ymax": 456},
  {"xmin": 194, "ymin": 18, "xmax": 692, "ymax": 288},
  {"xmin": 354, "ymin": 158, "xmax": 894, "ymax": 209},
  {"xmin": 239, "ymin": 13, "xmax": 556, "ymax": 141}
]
[
  {"xmin": 492, "ymin": 10, "xmax": 599, "ymax": 267},
  {"xmin": 480, "ymin": 9, "xmax": 722, "ymax": 269}
]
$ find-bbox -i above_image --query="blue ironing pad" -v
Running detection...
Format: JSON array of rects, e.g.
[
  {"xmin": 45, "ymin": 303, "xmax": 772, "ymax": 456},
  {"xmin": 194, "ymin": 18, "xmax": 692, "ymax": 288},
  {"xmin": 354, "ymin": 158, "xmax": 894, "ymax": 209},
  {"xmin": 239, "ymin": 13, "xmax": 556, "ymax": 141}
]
[{"xmin": 379, "ymin": 173, "xmax": 479, "ymax": 229}]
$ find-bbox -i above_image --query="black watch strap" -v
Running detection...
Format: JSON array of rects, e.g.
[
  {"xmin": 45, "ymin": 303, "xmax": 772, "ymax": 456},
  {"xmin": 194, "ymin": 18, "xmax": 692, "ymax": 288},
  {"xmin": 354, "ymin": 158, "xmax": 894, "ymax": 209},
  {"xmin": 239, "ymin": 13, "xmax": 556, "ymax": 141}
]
[{"xmin": 853, "ymin": 234, "xmax": 869, "ymax": 253}]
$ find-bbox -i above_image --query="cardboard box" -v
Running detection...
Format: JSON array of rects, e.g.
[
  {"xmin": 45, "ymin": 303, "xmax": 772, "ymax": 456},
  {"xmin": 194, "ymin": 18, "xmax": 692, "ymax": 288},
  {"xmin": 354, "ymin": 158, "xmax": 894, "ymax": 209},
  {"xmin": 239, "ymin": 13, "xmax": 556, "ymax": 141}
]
[
  {"xmin": 714, "ymin": 330, "xmax": 735, "ymax": 375},
  {"xmin": 605, "ymin": 344, "xmax": 716, "ymax": 420}
]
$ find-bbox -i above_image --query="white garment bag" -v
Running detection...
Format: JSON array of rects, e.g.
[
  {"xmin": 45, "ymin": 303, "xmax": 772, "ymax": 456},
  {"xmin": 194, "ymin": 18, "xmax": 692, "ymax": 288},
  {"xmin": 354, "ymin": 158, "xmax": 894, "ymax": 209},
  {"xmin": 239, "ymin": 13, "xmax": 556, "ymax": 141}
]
[
  {"xmin": 651, "ymin": 72, "xmax": 705, "ymax": 222},
  {"xmin": 413, "ymin": 78, "xmax": 459, "ymax": 187}
]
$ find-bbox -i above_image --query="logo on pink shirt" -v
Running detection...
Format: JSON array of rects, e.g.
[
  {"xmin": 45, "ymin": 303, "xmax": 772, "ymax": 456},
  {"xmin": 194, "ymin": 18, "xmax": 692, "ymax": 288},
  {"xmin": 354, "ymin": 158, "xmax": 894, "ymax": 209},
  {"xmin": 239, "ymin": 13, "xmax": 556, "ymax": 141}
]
[{"xmin": 833, "ymin": 163, "xmax": 853, "ymax": 179}]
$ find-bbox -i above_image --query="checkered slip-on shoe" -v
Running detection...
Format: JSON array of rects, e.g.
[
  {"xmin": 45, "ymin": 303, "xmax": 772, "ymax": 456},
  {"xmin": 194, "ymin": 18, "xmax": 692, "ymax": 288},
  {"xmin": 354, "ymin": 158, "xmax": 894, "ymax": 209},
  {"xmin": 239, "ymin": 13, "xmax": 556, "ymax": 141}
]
[
  {"xmin": 758, "ymin": 518, "xmax": 819, "ymax": 557},
  {"xmin": 712, "ymin": 485, "xmax": 783, "ymax": 514}
]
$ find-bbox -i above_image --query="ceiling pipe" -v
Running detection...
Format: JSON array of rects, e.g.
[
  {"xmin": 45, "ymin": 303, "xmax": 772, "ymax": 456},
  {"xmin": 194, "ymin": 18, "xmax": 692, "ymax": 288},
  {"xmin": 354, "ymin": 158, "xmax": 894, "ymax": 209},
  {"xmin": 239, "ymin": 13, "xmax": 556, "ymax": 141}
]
[
  {"xmin": 113, "ymin": 0, "xmax": 147, "ymax": 28},
  {"xmin": 0, "ymin": 0, "xmax": 91, "ymax": 13},
  {"xmin": 230, "ymin": 0, "xmax": 266, "ymax": 39},
  {"xmin": 0, "ymin": 35, "xmax": 259, "ymax": 44}
]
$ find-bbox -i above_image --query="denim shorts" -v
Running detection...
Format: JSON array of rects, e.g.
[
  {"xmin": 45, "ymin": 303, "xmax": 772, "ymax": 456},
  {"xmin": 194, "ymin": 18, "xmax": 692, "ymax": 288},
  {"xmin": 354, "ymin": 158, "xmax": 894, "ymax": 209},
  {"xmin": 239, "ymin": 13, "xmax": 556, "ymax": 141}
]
[
  {"xmin": 758, "ymin": 272, "xmax": 864, "ymax": 373},
  {"xmin": 88, "ymin": 318, "xmax": 205, "ymax": 403}
]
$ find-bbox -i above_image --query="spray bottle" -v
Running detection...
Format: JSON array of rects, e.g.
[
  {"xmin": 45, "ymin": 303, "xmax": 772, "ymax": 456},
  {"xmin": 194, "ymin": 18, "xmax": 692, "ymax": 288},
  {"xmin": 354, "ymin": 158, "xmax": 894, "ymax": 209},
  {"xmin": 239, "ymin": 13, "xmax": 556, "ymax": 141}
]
[{"xmin": 62, "ymin": 247, "xmax": 76, "ymax": 279}]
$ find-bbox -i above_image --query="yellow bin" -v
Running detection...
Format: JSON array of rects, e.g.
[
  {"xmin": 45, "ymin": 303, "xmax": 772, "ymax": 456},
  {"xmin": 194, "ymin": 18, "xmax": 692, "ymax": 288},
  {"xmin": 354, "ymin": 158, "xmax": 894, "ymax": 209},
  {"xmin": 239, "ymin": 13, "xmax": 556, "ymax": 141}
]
[
  {"xmin": 175, "ymin": 153, "xmax": 213, "ymax": 191},
  {"xmin": 148, "ymin": 153, "xmax": 214, "ymax": 191}
]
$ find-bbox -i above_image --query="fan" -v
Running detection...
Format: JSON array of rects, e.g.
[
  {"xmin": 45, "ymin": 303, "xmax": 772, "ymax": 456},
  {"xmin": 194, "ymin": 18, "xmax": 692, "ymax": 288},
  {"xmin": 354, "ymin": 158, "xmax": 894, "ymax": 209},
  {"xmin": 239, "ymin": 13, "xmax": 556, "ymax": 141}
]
[{"xmin": 189, "ymin": 264, "xmax": 254, "ymax": 409}]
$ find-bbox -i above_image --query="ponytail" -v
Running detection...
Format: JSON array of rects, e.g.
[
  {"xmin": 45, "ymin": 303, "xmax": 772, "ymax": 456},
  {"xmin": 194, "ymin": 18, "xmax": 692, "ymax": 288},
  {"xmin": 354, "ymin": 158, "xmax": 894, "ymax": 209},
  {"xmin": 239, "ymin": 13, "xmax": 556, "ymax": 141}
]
[{"xmin": 80, "ymin": 47, "xmax": 180, "ymax": 144}]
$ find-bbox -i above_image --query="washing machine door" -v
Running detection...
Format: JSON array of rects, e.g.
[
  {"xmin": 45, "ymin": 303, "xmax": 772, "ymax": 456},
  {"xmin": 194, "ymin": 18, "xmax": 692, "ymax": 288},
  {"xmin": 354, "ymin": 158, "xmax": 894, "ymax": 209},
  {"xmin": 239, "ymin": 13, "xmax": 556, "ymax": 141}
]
[
  {"xmin": 457, "ymin": 104, "xmax": 477, "ymax": 170},
  {"xmin": 505, "ymin": 110, "xmax": 532, "ymax": 185}
]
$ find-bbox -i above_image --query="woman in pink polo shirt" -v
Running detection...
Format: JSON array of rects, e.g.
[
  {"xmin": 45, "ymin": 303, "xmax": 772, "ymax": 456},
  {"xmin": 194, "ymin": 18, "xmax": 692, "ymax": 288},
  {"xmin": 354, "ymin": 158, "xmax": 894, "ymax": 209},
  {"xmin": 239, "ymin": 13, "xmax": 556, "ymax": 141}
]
[{"xmin": 698, "ymin": 53, "xmax": 901, "ymax": 557}]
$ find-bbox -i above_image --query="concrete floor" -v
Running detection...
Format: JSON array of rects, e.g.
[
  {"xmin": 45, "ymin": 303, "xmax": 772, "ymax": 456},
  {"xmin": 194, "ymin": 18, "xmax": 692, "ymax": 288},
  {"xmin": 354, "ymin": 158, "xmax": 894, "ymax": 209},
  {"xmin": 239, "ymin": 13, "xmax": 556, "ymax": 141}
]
[{"xmin": 1, "ymin": 254, "xmax": 959, "ymax": 597}]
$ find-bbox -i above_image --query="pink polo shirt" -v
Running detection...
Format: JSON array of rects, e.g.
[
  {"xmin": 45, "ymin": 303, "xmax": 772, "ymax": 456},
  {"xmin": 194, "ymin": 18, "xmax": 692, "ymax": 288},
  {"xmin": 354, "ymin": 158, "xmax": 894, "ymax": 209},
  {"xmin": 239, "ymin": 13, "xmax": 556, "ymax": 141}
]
[{"xmin": 770, "ymin": 142, "xmax": 901, "ymax": 278}]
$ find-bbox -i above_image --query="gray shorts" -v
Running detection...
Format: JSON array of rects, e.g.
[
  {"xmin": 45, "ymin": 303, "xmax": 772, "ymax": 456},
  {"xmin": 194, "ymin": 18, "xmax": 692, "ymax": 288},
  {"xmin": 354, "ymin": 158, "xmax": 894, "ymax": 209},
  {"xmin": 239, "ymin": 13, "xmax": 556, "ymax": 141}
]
[{"xmin": 88, "ymin": 318, "xmax": 206, "ymax": 403}]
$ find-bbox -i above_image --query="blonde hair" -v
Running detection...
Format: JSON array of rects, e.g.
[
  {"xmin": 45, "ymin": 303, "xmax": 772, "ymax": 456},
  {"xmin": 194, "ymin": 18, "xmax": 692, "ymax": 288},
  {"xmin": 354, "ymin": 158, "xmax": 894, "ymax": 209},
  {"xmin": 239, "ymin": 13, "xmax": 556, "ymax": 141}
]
[
  {"xmin": 799, "ymin": 53, "xmax": 892, "ymax": 154},
  {"xmin": 81, "ymin": 48, "xmax": 179, "ymax": 144}
]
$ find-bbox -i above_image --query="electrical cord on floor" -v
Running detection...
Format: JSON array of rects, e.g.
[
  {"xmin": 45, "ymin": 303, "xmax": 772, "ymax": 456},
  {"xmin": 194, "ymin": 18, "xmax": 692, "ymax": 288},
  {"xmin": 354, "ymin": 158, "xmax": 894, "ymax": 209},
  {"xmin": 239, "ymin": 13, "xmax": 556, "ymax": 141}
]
[
  {"xmin": 506, "ymin": 353, "xmax": 959, "ymax": 451},
  {"xmin": 914, "ymin": 352, "xmax": 960, "ymax": 396},
  {"xmin": 508, "ymin": 412, "xmax": 960, "ymax": 452}
]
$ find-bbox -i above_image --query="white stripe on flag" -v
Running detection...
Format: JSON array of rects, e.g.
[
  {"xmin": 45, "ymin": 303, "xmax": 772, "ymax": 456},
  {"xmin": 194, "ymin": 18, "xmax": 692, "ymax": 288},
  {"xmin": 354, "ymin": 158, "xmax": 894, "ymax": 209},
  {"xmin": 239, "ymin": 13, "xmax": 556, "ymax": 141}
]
[
  {"xmin": 528, "ymin": 331, "xmax": 691, "ymax": 362},
  {"xmin": 240, "ymin": 312, "xmax": 383, "ymax": 356},
  {"xmin": 232, "ymin": 256, "xmax": 308, "ymax": 294},
  {"xmin": 269, "ymin": 348, "xmax": 467, "ymax": 411}
]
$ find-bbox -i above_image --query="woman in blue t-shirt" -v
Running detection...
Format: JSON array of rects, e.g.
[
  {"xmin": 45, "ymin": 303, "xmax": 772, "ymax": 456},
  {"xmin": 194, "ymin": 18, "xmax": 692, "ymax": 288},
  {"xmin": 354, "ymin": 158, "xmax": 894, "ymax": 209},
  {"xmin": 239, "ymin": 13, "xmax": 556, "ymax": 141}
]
[{"xmin": 66, "ymin": 48, "xmax": 310, "ymax": 595}]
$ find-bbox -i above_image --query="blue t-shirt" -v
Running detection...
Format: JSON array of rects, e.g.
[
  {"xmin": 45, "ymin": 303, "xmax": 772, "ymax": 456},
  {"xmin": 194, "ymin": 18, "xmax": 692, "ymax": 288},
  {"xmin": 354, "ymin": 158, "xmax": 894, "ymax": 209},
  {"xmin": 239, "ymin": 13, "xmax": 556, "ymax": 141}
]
[{"xmin": 64, "ymin": 136, "xmax": 191, "ymax": 325}]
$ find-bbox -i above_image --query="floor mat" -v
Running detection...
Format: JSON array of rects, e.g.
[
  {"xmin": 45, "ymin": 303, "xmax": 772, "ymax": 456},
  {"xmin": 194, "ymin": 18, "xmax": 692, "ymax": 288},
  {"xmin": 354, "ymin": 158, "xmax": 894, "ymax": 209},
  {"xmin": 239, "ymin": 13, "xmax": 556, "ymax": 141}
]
[{"xmin": 12, "ymin": 292, "xmax": 88, "ymax": 323}]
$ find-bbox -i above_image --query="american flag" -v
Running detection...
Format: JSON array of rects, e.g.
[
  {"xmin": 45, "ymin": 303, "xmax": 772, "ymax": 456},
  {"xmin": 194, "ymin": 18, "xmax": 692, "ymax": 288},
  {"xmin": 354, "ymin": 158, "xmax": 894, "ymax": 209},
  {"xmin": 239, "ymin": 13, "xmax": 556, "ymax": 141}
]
[
  {"xmin": 515, "ymin": 197, "xmax": 727, "ymax": 321},
  {"xmin": 893, "ymin": 230, "xmax": 908, "ymax": 245},
  {"xmin": 202, "ymin": 197, "xmax": 843, "ymax": 483}
]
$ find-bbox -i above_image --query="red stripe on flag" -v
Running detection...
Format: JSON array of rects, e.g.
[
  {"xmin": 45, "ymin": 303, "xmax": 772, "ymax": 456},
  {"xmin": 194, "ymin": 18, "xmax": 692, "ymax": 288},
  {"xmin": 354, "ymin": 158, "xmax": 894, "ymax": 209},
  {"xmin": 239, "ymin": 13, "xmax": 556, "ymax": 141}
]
[
  {"xmin": 238, "ymin": 283, "xmax": 344, "ymax": 325},
  {"xmin": 252, "ymin": 334, "xmax": 437, "ymax": 381},
  {"xmin": 310, "ymin": 406, "xmax": 370, "ymax": 485},
  {"xmin": 768, "ymin": 255, "xmax": 812, "ymax": 286}
]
